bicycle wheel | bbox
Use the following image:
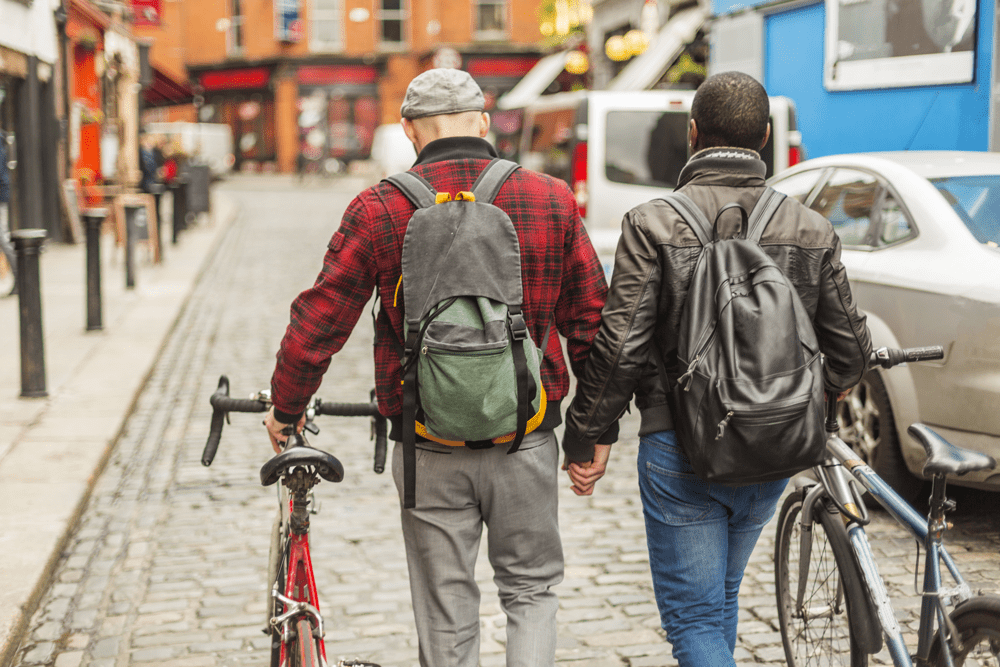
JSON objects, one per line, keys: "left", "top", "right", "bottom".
{"left": 293, "top": 618, "right": 322, "bottom": 667}
{"left": 929, "top": 595, "right": 1000, "bottom": 665}
{"left": 268, "top": 511, "right": 288, "bottom": 667}
{"left": 775, "top": 487, "right": 870, "bottom": 667}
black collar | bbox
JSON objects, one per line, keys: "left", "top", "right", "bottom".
{"left": 414, "top": 136, "right": 498, "bottom": 165}
{"left": 677, "top": 147, "right": 767, "bottom": 188}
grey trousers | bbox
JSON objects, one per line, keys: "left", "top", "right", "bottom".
{"left": 392, "top": 429, "right": 563, "bottom": 667}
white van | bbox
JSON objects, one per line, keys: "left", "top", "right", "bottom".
{"left": 516, "top": 90, "right": 803, "bottom": 273}
{"left": 145, "top": 122, "right": 235, "bottom": 178}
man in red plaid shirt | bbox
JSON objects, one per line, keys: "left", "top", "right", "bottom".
{"left": 264, "top": 69, "right": 612, "bottom": 666}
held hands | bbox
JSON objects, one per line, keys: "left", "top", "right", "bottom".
{"left": 563, "top": 444, "right": 612, "bottom": 496}
{"left": 263, "top": 407, "right": 306, "bottom": 454}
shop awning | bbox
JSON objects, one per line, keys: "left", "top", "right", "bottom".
{"left": 496, "top": 51, "right": 569, "bottom": 110}
{"left": 607, "top": 5, "right": 709, "bottom": 92}
{"left": 143, "top": 65, "right": 194, "bottom": 107}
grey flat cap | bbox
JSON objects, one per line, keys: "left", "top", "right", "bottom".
{"left": 400, "top": 68, "right": 485, "bottom": 120}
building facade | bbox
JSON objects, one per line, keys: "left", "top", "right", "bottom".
{"left": 0, "top": 0, "right": 64, "bottom": 239}
{"left": 138, "top": 0, "right": 549, "bottom": 173}
{"left": 709, "top": 0, "right": 998, "bottom": 157}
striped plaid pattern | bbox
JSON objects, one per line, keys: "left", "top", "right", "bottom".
{"left": 270, "top": 144, "right": 608, "bottom": 421}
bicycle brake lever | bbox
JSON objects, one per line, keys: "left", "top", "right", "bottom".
{"left": 304, "top": 422, "right": 320, "bottom": 436}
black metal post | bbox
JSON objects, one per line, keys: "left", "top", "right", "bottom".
{"left": 82, "top": 208, "right": 106, "bottom": 330}
{"left": 124, "top": 204, "right": 136, "bottom": 289}
{"left": 13, "top": 229, "right": 47, "bottom": 397}
{"left": 171, "top": 176, "right": 188, "bottom": 244}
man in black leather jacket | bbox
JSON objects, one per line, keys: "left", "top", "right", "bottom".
{"left": 561, "top": 72, "right": 872, "bottom": 666}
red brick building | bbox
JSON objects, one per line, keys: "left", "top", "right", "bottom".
{"left": 136, "top": 0, "right": 549, "bottom": 173}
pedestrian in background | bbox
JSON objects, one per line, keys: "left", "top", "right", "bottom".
{"left": 264, "top": 68, "right": 612, "bottom": 667}
{"left": 562, "top": 72, "right": 872, "bottom": 667}
{"left": 139, "top": 131, "right": 164, "bottom": 233}
{"left": 0, "top": 129, "right": 15, "bottom": 296}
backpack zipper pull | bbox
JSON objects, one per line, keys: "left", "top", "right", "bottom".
{"left": 677, "top": 355, "right": 700, "bottom": 391}
{"left": 715, "top": 411, "right": 735, "bottom": 440}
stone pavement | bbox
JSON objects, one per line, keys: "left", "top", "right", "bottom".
{"left": 0, "top": 187, "right": 239, "bottom": 666}
{"left": 4, "top": 175, "right": 1000, "bottom": 667}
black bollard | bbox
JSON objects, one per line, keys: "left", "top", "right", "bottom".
{"left": 82, "top": 208, "right": 107, "bottom": 331}
{"left": 124, "top": 204, "right": 137, "bottom": 290}
{"left": 12, "top": 229, "right": 47, "bottom": 398}
{"left": 171, "top": 176, "right": 189, "bottom": 245}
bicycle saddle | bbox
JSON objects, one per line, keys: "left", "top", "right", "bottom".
{"left": 260, "top": 445, "right": 345, "bottom": 487}
{"left": 908, "top": 424, "right": 997, "bottom": 477}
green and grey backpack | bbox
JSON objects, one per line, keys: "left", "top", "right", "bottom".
{"left": 386, "top": 158, "right": 550, "bottom": 509}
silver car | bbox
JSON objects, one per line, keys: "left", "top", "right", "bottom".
{"left": 769, "top": 151, "right": 1000, "bottom": 499}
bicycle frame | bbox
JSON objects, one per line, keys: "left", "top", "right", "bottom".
{"left": 271, "top": 465, "right": 328, "bottom": 667}
{"left": 810, "top": 435, "right": 974, "bottom": 667}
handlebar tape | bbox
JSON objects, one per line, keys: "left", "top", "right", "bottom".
{"left": 373, "top": 414, "right": 388, "bottom": 474}
{"left": 314, "top": 401, "right": 381, "bottom": 417}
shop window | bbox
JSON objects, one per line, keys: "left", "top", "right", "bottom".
{"left": 378, "top": 0, "right": 407, "bottom": 46}
{"left": 311, "top": 0, "right": 342, "bottom": 51}
{"left": 475, "top": 0, "right": 506, "bottom": 39}
{"left": 229, "top": 0, "right": 245, "bottom": 55}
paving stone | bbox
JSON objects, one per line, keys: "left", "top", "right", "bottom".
{"left": 53, "top": 651, "right": 84, "bottom": 667}
{"left": 90, "top": 636, "right": 119, "bottom": 659}
{"left": 131, "top": 645, "right": 185, "bottom": 662}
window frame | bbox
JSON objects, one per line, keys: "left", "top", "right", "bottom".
{"left": 473, "top": 0, "right": 508, "bottom": 41}
{"left": 310, "top": 0, "right": 343, "bottom": 52}
{"left": 377, "top": 0, "right": 409, "bottom": 49}
{"left": 228, "top": 0, "right": 245, "bottom": 56}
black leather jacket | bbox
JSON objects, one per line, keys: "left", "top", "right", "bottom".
{"left": 563, "top": 147, "right": 872, "bottom": 463}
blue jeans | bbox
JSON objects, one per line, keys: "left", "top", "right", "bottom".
{"left": 637, "top": 430, "right": 787, "bottom": 667}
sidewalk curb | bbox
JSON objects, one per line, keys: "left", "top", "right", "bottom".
{"left": 0, "top": 195, "right": 242, "bottom": 667}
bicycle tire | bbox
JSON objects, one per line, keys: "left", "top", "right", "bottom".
{"left": 929, "top": 594, "right": 1000, "bottom": 665}
{"left": 268, "top": 512, "right": 288, "bottom": 667}
{"left": 293, "top": 618, "right": 322, "bottom": 667}
{"left": 775, "top": 487, "right": 870, "bottom": 667}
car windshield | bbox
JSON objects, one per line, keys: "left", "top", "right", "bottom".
{"left": 929, "top": 176, "right": 1000, "bottom": 247}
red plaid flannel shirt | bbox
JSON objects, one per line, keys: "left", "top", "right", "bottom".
{"left": 270, "top": 137, "right": 608, "bottom": 423}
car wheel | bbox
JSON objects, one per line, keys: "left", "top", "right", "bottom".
{"left": 837, "top": 371, "right": 926, "bottom": 505}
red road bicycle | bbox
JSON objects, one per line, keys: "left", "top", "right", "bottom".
{"left": 202, "top": 375, "right": 387, "bottom": 667}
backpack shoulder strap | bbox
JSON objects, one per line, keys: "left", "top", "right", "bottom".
{"left": 746, "top": 187, "right": 788, "bottom": 243}
{"left": 385, "top": 171, "right": 437, "bottom": 209}
{"left": 471, "top": 158, "right": 521, "bottom": 205}
{"left": 661, "top": 191, "right": 714, "bottom": 246}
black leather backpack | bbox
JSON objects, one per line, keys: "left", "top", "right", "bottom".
{"left": 661, "top": 187, "right": 826, "bottom": 484}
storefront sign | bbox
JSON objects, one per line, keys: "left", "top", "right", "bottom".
{"left": 131, "top": 0, "right": 162, "bottom": 27}
{"left": 275, "top": 0, "right": 303, "bottom": 43}
{"left": 297, "top": 65, "right": 378, "bottom": 86}
{"left": 200, "top": 67, "right": 270, "bottom": 91}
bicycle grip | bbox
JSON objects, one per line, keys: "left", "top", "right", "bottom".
{"left": 315, "top": 401, "right": 380, "bottom": 417}
{"left": 902, "top": 345, "right": 945, "bottom": 363}
{"left": 373, "top": 414, "right": 387, "bottom": 474}
{"left": 871, "top": 345, "right": 945, "bottom": 368}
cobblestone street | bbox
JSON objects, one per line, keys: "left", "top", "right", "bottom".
{"left": 9, "top": 175, "right": 1000, "bottom": 667}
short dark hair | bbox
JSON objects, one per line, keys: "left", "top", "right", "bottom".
{"left": 690, "top": 72, "right": 769, "bottom": 151}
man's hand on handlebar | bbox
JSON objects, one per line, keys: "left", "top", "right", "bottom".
{"left": 264, "top": 407, "right": 306, "bottom": 454}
